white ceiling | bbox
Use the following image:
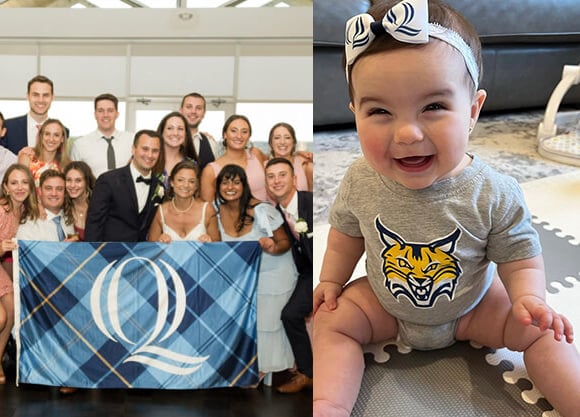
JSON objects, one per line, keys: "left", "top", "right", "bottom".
{"left": 0, "top": 0, "right": 312, "bottom": 8}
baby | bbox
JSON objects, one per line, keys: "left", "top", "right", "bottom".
{"left": 312, "top": 0, "right": 580, "bottom": 416}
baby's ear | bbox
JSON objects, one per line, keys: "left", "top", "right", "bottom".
{"left": 349, "top": 102, "right": 355, "bottom": 114}
{"left": 470, "top": 89, "right": 487, "bottom": 124}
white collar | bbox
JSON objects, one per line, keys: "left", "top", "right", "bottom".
{"left": 129, "top": 163, "right": 151, "bottom": 182}
{"left": 27, "top": 113, "right": 47, "bottom": 128}
{"left": 282, "top": 191, "right": 298, "bottom": 219}
{"left": 45, "top": 210, "right": 64, "bottom": 220}
{"left": 98, "top": 129, "right": 117, "bottom": 139}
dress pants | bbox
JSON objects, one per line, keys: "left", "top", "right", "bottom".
{"left": 280, "top": 273, "right": 312, "bottom": 377}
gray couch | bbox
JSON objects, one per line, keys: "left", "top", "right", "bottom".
{"left": 314, "top": 0, "right": 580, "bottom": 127}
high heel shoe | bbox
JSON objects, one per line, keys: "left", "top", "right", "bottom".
{"left": 242, "top": 372, "right": 265, "bottom": 389}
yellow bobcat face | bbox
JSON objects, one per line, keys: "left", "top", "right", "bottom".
{"left": 375, "top": 216, "right": 462, "bottom": 308}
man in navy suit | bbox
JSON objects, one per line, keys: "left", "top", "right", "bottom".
{"left": 266, "top": 157, "right": 313, "bottom": 393}
{"left": 85, "top": 130, "right": 164, "bottom": 242}
{"left": 1, "top": 75, "right": 56, "bottom": 155}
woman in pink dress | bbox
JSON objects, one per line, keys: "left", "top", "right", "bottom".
{"left": 200, "top": 115, "right": 270, "bottom": 204}
{"left": 0, "top": 164, "right": 39, "bottom": 383}
{"left": 267, "top": 122, "right": 313, "bottom": 192}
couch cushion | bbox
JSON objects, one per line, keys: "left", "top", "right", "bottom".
{"left": 446, "top": 0, "right": 580, "bottom": 41}
{"left": 314, "top": 0, "right": 370, "bottom": 45}
{"left": 316, "top": 0, "right": 580, "bottom": 45}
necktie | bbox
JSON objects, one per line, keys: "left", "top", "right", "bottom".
{"left": 137, "top": 176, "right": 152, "bottom": 185}
{"left": 197, "top": 134, "right": 215, "bottom": 170}
{"left": 103, "top": 136, "right": 116, "bottom": 170}
{"left": 52, "top": 216, "right": 66, "bottom": 241}
{"left": 283, "top": 208, "right": 299, "bottom": 240}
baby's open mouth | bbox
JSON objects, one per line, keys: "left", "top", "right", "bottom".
{"left": 396, "top": 155, "right": 433, "bottom": 168}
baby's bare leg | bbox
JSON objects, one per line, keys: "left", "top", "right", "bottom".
{"left": 457, "top": 276, "right": 580, "bottom": 417}
{"left": 313, "top": 277, "right": 398, "bottom": 417}
{"left": 506, "top": 314, "right": 580, "bottom": 417}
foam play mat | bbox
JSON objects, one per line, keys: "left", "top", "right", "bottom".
{"left": 314, "top": 171, "right": 580, "bottom": 417}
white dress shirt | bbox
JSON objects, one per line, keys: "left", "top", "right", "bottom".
{"left": 130, "top": 163, "right": 151, "bottom": 213}
{"left": 70, "top": 129, "right": 133, "bottom": 178}
{"left": 192, "top": 131, "right": 220, "bottom": 158}
{"left": 281, "top": 191, "right": 299, "bottom": 224}
{"left": 0, "top": 146, "right": 17, "bottom": 180}
{"left": 16, "top": 210, "right": 75, "bottom": 241}
{"left": 27, "top": 114, "right": 47, "bottom": 148}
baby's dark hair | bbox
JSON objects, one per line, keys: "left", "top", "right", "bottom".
{"left": 344, "top": 0, "right": 482, "bottom": 99}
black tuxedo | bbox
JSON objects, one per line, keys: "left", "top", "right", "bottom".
{"left": 1, "top": 115, "right": 70, "bottom": 155}
{"left": 85, "top": 165, "right": 163, "bottom": 242}
{"left": 277, "top": 191, "right": 313, "bottom": 378}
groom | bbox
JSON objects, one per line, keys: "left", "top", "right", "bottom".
{"left": 85, "top": 129, "right": 164, "bottom": 242}
{"left": 265, "top": 157, "right": 313, "bottom": 393}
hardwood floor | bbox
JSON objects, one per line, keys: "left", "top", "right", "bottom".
{"left": 0, "top": 370, "right": 312, "bottom": 417}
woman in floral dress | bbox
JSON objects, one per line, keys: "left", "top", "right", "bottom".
{"left": 17, "top": 118, "right": 70, "bottom": 187}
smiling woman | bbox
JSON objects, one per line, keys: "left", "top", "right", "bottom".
{"left": 17, "top": 118, "right": 71, "bottom": 187}
{"left": 0, "top": 4, "right": 312, "bottom": 413}
{"left": 148, "top": 159, "right": 220, "bottom": 243}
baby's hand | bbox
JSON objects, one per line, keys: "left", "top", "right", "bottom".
{"left": 512, "top": 295, "right": 574, "bottom": 343}
{"left": 313, "top": 281, "right": 343, "bottom": 315}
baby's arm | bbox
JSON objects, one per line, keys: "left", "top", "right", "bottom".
{"left": 313, "top": 227, "right": 365, "bottom": 315}
{"left": 498, "top": 255, "right": 574, "bottom": 343}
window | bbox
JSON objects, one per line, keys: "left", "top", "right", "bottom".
{"left": 236, "top": 102, "right": 312, "bottom": 152}
{"left": 0, "top": 100, "right": 127, "bottom": 139}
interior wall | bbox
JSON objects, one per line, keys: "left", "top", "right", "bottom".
{"left": 0, "top": 7, "right": 313, "bottom": 103}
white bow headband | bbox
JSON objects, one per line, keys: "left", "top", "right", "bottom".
{"left": 344, "top": 0, "right": 479, "bottom": 88}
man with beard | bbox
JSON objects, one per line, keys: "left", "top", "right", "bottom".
{"left": 179, "top": 92, "right": 219, "bottom": 171}
{"left": 85, "top": 130, "right": 164, "bottom": 242}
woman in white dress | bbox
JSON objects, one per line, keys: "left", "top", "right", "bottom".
{"left": 148, "top": 160, "right": 220, "bottom": 242}
{"left": 215, "top": 164, "right": 298, "bottom": 378}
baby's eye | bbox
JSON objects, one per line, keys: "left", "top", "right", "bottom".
{"left": 424, "top": 103, "right": 445, "bottom": 112}
{"left": 368, "top": 108, "right": 390, "bottom": 116}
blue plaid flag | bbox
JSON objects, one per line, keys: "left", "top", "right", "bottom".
{"left": 14, "top": 240, "right": 261, "bottom": 389}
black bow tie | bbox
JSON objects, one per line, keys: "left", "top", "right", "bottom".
{"left": 136, "top": 176, "right": 152, "bottom": 185}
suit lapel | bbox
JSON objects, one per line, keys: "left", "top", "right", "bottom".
{"left": 276, "top": 204, "right": 296, "bottom": 244}
{"left": 120, "top": 166, "right": 139, "bottom": 213}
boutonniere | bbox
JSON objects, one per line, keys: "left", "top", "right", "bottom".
{"left": 294, "top": 218, "right": 309, "bottom": 236}
{"left": 152, "top": 181, "right": 165, "bottom": 204}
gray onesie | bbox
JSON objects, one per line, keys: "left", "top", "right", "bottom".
{"left": 329, "top": 155, "right": 541, "bottom": 350}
